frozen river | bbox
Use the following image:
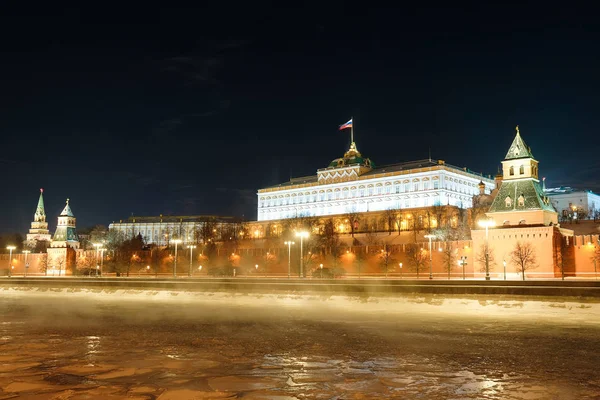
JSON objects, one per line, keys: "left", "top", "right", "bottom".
{"left": 1, "top": 288, "right": 599, "bottom": 399}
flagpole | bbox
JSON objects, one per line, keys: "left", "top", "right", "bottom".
{"left": 351, "top": 116, "right": 354, "bottom": 144}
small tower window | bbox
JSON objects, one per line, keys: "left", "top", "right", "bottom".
{"left": 509, "top": 166, "right": 514, "bottom": 176}
{"left": 518, "top": 194, "right": 525, "bottom": 207}
{"left": 505, "top": 196, "right": 512, "bottom": 208}
{"left": 519, "top": 165, "right": 524, "bottom": 175}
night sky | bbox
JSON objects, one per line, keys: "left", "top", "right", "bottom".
{"left": 1, "top": 4, "right": 599, "bottom": 234}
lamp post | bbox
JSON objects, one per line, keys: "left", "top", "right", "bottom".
{"left": 6, "top": 246, "right": 15, "bottom": 278}
{"left": 23, "top": 250, "right": 30, "bottom": 277}
{"left": 198, "top": 265, "right": 203, "bottom": 276}
{"left": 319, "top": 263, "right": 323, "bottom": 279}
{"left": 187, "top": 245, "right": 196, "bottom": 277}
{"left": 93, "top": 243, "right": 102, "bottom": 277}
{"left": 459, "top": 256, "right": 467, "bottom": 280}
{"left": 100, "top": 247, "right": 105, "bottom": 277}
{"left": 399, "top": 262, "right": 403, "bottom": 279}
{"left": 295, "top": 231, "right": 309, "bottom": 278}
{"left": 424, "top": 234, "right": 435, "bottom": 280}
{"left": 146, "top": 265, "right": 150, "bottom": 275}
{"left": 503, "top": 260, "right": 507, "bottom": 280}
{"left": 255, "top": 264, "right": 259, "bottom": 276}
{"left": 284, "top": 241, "right": 295, "bottom": 279}
{"left": 478, "top": 219, "right": 496, "bottom": 280}
{"left": 172, "top": 239, "right": 182, "bottom": 278}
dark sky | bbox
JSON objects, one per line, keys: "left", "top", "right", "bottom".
{"left": 1, "top": 4, "right": 599, "bottom": 234}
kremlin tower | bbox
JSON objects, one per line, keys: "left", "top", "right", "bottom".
{"left": 47, "top": 198, "right": 80, "bottom": 275}
{"left": 50, "top": 198, "right": 80, "bottom": 249}
{"left": 25, "top": 189, "right": 52, "bottom": 249}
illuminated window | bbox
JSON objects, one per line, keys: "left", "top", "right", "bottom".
{"left": 509, "top": 166, "right": 514, "bottom": 176}
{"left": 519, "top": 165, "right": 524, "bottom": 174}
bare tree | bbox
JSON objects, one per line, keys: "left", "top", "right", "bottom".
{"left": 76, "top": 252, "right": 96, "bottom": 275}
{"left": 319, "top": 219, "right": 341, "bottom": 264}
{"left": 378, "top": 244, "right": 394, "bottom": 277}
{"left": 56, "top": 258, "right": 65, "bottom": 276}
{"left": 382, "top": 208, "right": 397, "bottom": 235}
{"left": 38, "top": 254, "right": 49, "bottom": 275}
{"left": 554, "top": 236, "right": 574, "bottom": 281}
{"left": 441, "top": 242, "right": 455, "bottom": 280}
{"left": 394, "top": 210, "right": 403, "bottom": 235}
{"left": 476, "top": 244, "right": 497, "bottom": 274}
{"left": 89, "top": 225, "right": 108, "bottom": 245}
{"left": 344, "top": 211, "right": 361, "bottom": 238}
{"left": 364, "top": 225, "right": 380, "bottom": 248}
{"left": 431, "top": 203, "right": 445, "bottom": 230}
{"left": 354, "top": 247, "right": 366, "bottom": 278}
{"left": 406, "top": 243, "right": 427, "bottom": 279}
{"left": 510, "top": 241, "right": 538, "bottom": 280}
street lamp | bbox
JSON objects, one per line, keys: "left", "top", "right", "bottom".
{"left": 399, "top": 262, "right": 403, "bottom": 279}
{"left": 93, "top": 243, "right": 102, "bottom": 277}
{"left": 459, "top": 256, "right": 468, "bottom": 280}
{"left": 503, "top": 260, "right": 507, "bottom": 280}
{"left": 187, "top": 245, "right": 196, "bottom": 277}
{"left": 424, "top": 234, "right": 436, "bottom": 280}
{"left": 100, "top": 247, "right": 105, "bottom": 277}
{"left": 478, "top": 219, "right": 496, "bottom": 280}
{"left": 172, "top": 239, "right": 182, "bottom": 278}
{"left": 319, "top": 263, "right": 323, "bottom": 279}
{"left": 295, "top": 231, "right": 309, "bottom": 278}
{"left": 284, "top": 241, "right": 295, "bottom": 279}
{"left": 198, "top": 265, "right": 203, "bottom": 275}
{"left": 23, "top": 250, "right": 30, "bottom": 277}
{"left": 6, "top": 246, "right": 15, "bottom": 278}
{"left": 255, "top": 264, "right": 259, "bottom": 275}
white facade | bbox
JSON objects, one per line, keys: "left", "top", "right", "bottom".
{"left": 258, "top": 158, "right": 494, "bottom": 222}
{"left": 546, "top": 188, "right": 600, "bottom": 219}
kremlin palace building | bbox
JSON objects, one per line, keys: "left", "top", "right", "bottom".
{"left": 257, "top": 142, "right": 494, "bottom": 221}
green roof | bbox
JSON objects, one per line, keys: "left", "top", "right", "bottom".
{"left": 505, "top": 126, "right": 534, "bottom": 160}
{"left": 488, "top": 179, "right": 555, "bottom": 213}
{"left": 60, "top": 199, "right": 74, "bottom": 217}
{"left": 53, "top": 226, "right": 79, "bottom": 242}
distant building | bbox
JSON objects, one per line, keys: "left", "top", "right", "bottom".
{"left": 108, "top": 215, "right": 245, "bottom": 245}
{"left": 24, "top": 188, "right": 52, "bottom": 249}
{"left": 544, "top": 186, "right": 600, "bottom": 220}
{"left": 257, "top": 141, "right": 494, "bottom": 221}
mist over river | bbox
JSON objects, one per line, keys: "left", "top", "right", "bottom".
{"left": 1, "top": 287, "right": 599, "bottom": 399}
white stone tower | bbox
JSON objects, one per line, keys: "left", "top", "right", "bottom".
{"left": 25, "top": 188, "right": 52, "bottom": 248}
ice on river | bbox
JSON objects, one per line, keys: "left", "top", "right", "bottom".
{"left": 0, "top": 287, "right": 599, "bottom": 399}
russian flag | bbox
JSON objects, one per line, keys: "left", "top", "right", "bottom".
{"left": 339, "top": 119, "right": 352, "bottom": 130}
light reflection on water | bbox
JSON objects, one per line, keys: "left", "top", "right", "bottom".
{"left": 0, "top": 295, "right": 598, "bottom": 399}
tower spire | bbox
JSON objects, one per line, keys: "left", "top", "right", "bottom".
{"left": 26, "top": 188, "right": 51, "bottom": 247}
{"left": 35, "top": 188, "right": 46, "bottom": 222}
{"left": 505, "top": 125, "right": 533, "bottom": 160}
